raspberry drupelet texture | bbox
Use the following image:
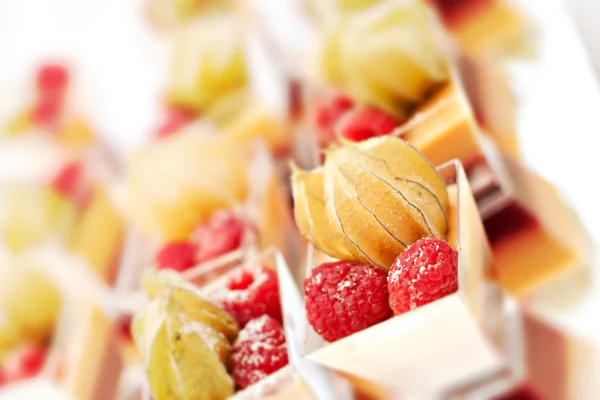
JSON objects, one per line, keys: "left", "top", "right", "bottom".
{"left": 230, "top": 315, "right": 289, "bottom": 389}
{"left": 388, "top": 237, "right": 458, "bottom": 315}
{"left": 212, "top": 264, "right": 282, "bottom": 328}
{"left": 192, "top": 210, "right": 247, "bottom": 264}
{"left": 304, "top": 260, "right": 391, "bottom": 342}
{"left": 155, "top": 241, "right": 198, "bottom": 272}
{"left": 338, "top": 106, "right": 400, "bottom": 142}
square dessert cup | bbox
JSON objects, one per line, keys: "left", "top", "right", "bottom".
{"left": 457, "top": 53, "right": 521, "bottom": 158}
{"left": 479, "top": 137, "right": 593, "bottom": 306}
{"left": 292, "top": 47, "right": 592, "bottom": 306}
{"left": 497, "top": 309, "right": 600, "bottom": 399}
{"left": 298, "top": 161, "right": 524, "bottom": 399}
{"left": 0, "top": 247, "right": 124, "bottom": 400}
{"left": 0, "top": 137, "right": 126, "bottom": 286}
{"left": 125, "top": 247, "right": 353, "bottom": 400}
{"left": 427, "top": 0, "right": 528, "bottom": 57}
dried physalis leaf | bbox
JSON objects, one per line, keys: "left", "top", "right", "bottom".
{"left": 133, "top": 287, "right": 239, "bottom": 400}
{"left": 292, "top": 136, "right": 449, "bottom": 269}
{"left": 145, "top": 313, "right": 234, "bottom": 400}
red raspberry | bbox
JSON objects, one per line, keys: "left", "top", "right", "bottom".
{"left": 2, "top": 345, "right": 47, "bottom": 384}
{"left": 304, "top": 261, "right": 391, "bottom": 342}
{"left": 338, "top": 107, "right": 400, "bottom": 142}
{"left": 212, "top": 264, "right": 281, "bottom": 328}
{"left": 155, "top": 241, "right": 198, "bottom": 272}
{"left": 117, "top": 315, "right": 133, "bottom": 342}
{"left": 192, "top": 210, "right": 247, "bottom": 264}
{"left": 50, "top": 160, "right": 84, "bottom": 199}
{"left": 230, "top": 315, "right": 289, "bottom": 389}
{"left": 155, "top": 107, "right": 196, "bottom": 138}
{"left": 314, "top": 94, "right": 354, "bottom": 145}
{"left": 388, "top": 237, "right": 459, "bottom": 315}
{"left": 31, "top": 95, "right": 63, "bottom": 129}
{"left": 36, "top": 63, "right": 70, "bottom": 95}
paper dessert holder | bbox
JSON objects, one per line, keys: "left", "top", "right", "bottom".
{"left": 289, "top": 161, "right": 525, "bottom": 399}
{"left": 0, "top": 245, "right": 124, "bottom": 400}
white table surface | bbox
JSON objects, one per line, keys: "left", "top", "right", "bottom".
{"left": 0, "top": 0, "right": 599, "bottom": 397}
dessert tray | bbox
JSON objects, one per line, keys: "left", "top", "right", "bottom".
{"left": 0, "top": 0, "right": 598, "bottom": 399}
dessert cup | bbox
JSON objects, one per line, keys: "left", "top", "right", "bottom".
{"left": 479, "top": 137, "right": 593, "bottom": 304}
{"left": 297, "top": 161, "right": 524, "bottom": 399}
{"left": 499, "top": 310, "right": 600, "bottom": 399}
{"left": 458, "top": 54, "right": 521, "bottom": 158}
{"left": 120, "top": 135, "right": 304, "bottom": 282}
{"left": 427, "top": 0, "right": 528, "bottom": 57}
{"left": 0, "top": 246, "right": 123, "bottom": 400}
{"left": 0, "top": 136, "right": 126, "bottom": 286}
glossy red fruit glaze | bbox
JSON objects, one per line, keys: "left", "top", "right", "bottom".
{"left": 304, "top": 261, "right": 391, "bottom": 342}
{"left": 50, "top": 160, "right": 84, "bottom": 199}
{"left": 338, "top": 107, "right": 400, "bottom": 142}
{"left": 388, "top": 237, "right": 459, "bottom": 315}
{"left": 230, "top": 315, "right": 289, "bottom": 389}
{"left": 155, "top": 241, "right": 198, "bottom": 272}
{"left": 314, "top": 94, "right": 354, "bottom": 144}
{"left": 192, "top": 210, "right": 247, "bottom": 264}
{"left": 2, "top": 345, "right": 47, "bottom": 384}
{"left": 212, "top": 265, "right": 281, "bottom": 328}
{"left": 155, "top": 107, "right": 196, "bottom": 138}
{"left": 36, "top": 64, "right": 70, "bottom": 95}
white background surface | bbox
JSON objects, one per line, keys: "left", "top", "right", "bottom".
{"left": 0, "top": 0, "right": 599, "bottom": 397}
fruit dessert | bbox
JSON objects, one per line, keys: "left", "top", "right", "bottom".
{"left": 154, "top": 13, "right": 292, "bottom": 158}
{"left": 0, "top": 250, "right": 123, "bottom": 399}
{"left": 1, "top": 63, "right": 96, "bottom": 148}
{"left": 288, "top": 0, "right": 592, "bottom": 303}
{"left": 0, "top": 149, "right": 126, "bottom": 285}
{"left": 123, "top": 131, "right": 299, "bottom": 278}
{"left": 290, "top": 136, "right": 520, "bottom": 397}
{"left": 130, "top": 250, "right": 315, "bottom": 400}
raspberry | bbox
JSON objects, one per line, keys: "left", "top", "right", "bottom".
{"left": 36, "top": 63, "right": 70, "bottom": 95}
{"left": 212, "top": 264, "right": 281, "bottom": 328}
{"left": 50, "top": 160, "right": 84, "bottom": 199}
{"left": 192, "top": 210, "right": 247, "bottom": 264}
{"left": 156, "top": 107, "right": 195, "bottom": 138}
{"left": 117, "top": 315, "right": 133, "bottom": 342}
{"left": 155, "top": 241, "right": 198, "bottom": 272}
{"left": 314, "top": 94, "right": 354, "bottom": 145}
{"left": 230, "top": 315, "right": 289, "bottom": 389}
{"left": 31, "top": 95, "right": 63, "bottom": 129}
{"left": 304, "top": 261, "right": 391, "bottom": 342}
{"left": 2, "top": 345, "right": 47, "bottom": 384}
{"left": 338, "top": 107, "right": 400, "bottom": 142}
{"left": 388, "top": 237, "right": 459, "bottom": 315}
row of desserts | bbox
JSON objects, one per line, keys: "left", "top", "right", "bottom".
{"left": 0, "top": 64, "right": 128, "bottom": 399}
{"left": 0, "top": 0, "right": 594, "bottom": 398}
{"left": 119, "top": 1, "right": 596, "bottom": 400}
